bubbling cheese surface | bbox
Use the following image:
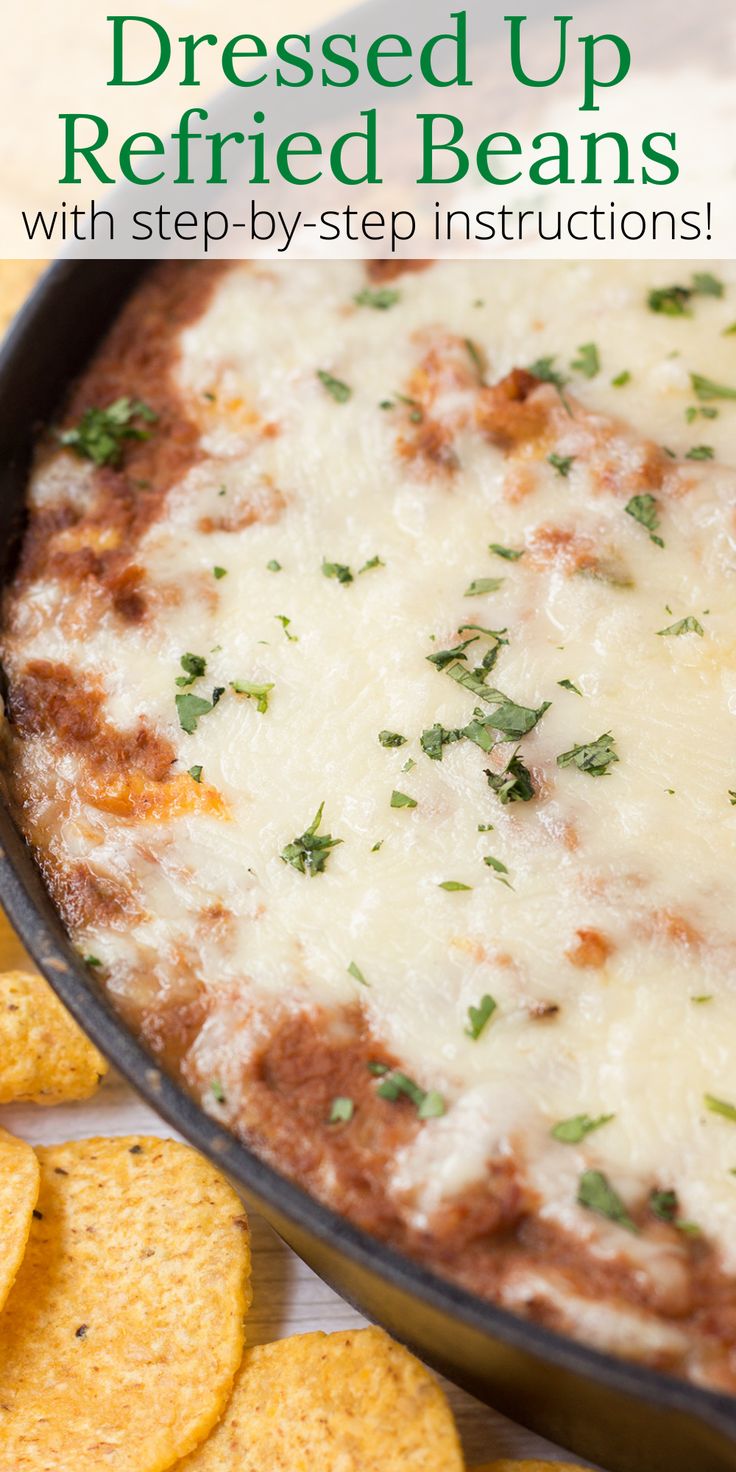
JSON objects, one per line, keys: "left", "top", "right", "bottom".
{"left": 4, "top": 260, "right": 736, "bottom": 1382}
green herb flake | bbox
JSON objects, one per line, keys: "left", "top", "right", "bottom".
{"left": 347, "top": 961, "right": 368, "bottom": 987}
{"left": 210, "top": 1079, "right": 226, "bottom": 1104}
{"left": 527, "top": 356, "right": 568, "bottom": 390}
{"left": 354, "top": 287, "right": 400, "bottom": 310}
{"left": 187, "top": 765, "right": 203, "bottom": 783}
{"left": 612, "top": 370, "right": 632, "bottom": 388}
{"left": 464, "top": 577, "right": 505, "bottom": 597}
{"left": 59, "top": 397, "right": 157, "bottom": 467}
{"left": 473, "top": 691, "right": 551, "bottom": 739}
{"left": 266, "top": 559, "right": 282, "bottom": 572}
{"left": 281, "top": 801, "right": 343, "bottom": 877}
{"left": 175, "top": 692, "right": 217, "bottom": 735}
{"left": 175, "top": 652, "right": 207, "bottom": 688}
{"left": 648, "top": 284, "right": 692, "bottom": 317}
{"left": 692, "top": 272, "right": 724, "bottom": 298}
{"left": 692, "top": 994, "right": 713, "bottom": 1004}
{"left": 391, "top": 790, "right": 417, "bottom": 809}
{"left": 317, "top": 369, "right": 351, "bottom": 403}
{"left": 329, "top": 1096, "right": 355, "bottom": 1124}
{"left": 705, "top": 1093, "right": 736, "bottom": 1123}
{"left": 465, "top": 994, "right": 496, "bottom": 1040}
{"left": 548, "top": 453, "right": 575, "bottom": 477}
{"left": 729, "top": 791, "right": 736, "bottom": 807}
{"left": 376, "top": 1070, "right": 445, "bottom": 1120}
{"left": 552, "top": 1113, "right": 614, "bottom": 1145}
{"left": 489, "top": 543, "right": 524, "bottom": 561}
{"left": 685, "top": 445, "right": 714, "bottom": 461}
{"left": 571, "top": 342, "right": 600, "bottom": 379}
{"left": 649, "top": 1188, "right": 678, "bottom": 1222}
{"left": 371, "top": 839, "right": 384, "bottom": 852}
{"left": 83, "top": 954, "right": 102, "bottom": 968}
{"left": 558, "top": 678, "right": 582, "bottom": 696}
{"left": 485, "top": 750, "right": 535, "bottom": 805}
{"left": 477, "top": 822, "right": 495, "bottom": 833}
{"left": 557, "top": 731, "right": 618, "bottom": 778}
{"left": 275, "top": 614, "right": 298, "bottom": 642}
{"left": 657, "top": 616, "right": 704, "bottom": 638}
{"left": 378, "top": 731, "right": 407, "bottom": 748}
{"left": 230, "top": 679, "right": 274, "bottom": 714}
{"left": 625, "top": 493, "right": 664, "bottom": 548}
{"left": 367, "top": 1062, "right": 389, "bottom": 1076}
{"left": 691, "top": 372, "right": 736, "bottom": 403}
{"left": 465, "top": 338, "right": 485, "bottom": 379}
{"left": 483, "top": 855, "right": 513, "bottom": 888}
{"left": 427, "top": 635, "right": 480, "bottom": 671}
{"left": 359, "top": 555, "right": 385, "bottom": 573}
{"left": 322, "top": 559, "right": 354, "bottom": 585}
{"left": 439, "top": 881, "right": 472, "bottom": 892}
{"left": 213, "top": 566, "right": 227, "bottom": 580}
{"left": 577, "top": 1169, "right": 637, "bottom": 1232}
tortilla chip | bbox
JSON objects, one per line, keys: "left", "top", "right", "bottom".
{"left": 0, "top": 969, "right": 108, "bottom": 1104}
{"left": 177, "top": 1326, "right": 464, "bottom": 1471}
{"left": 0, "top": 1127, "right": 40, "bottom": 1313}
{"left": 471, "top": 1462, "right": 584, "bottom": 1470}
{"left": 0, "top": 1136, "right": 251, "bottom": 1472}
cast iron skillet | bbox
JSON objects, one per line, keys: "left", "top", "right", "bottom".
{"left": 1, "top": 261, "right": 735, "bottom": 1472}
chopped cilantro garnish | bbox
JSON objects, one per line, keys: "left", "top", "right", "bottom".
{"left": 692, "top": 271, "right": 724, "bottom": 298}
{"left": 528, "top": 356, "right": 568, "bottom": 390}
{"left": 465, "top": 994, "right": 496, "bottom": 1040}
{"left": 475, "top": 690, "right": 551, "bottom": 739}
{"left": 378, "top": 731, "right": 407, "bottom": 748}
{"left": 176, "top": 692, "right": 218, "bottom": 735}
{"left": 317, "top": 369, "right": 351, "bottom": 403}
{"left": 729, "top": 792, "right": 736, "bottom": 807}
{"left": 648, "top": 284, "right": 692, "bottom": 316}
{"left": 59, "top": 397, "right": 157, "bottom": 467}
{"left": 359, "top": 555, "right": 384, "bottom": 573}
{"left": 281, "top": 802, "right": 343, "bottom": 877}
{"left": 213, "top": 566, "right": 227, "bottom": 580}
{"left": 367, "top": 1062, "right": 389, "bottom": 1076}
{"left": 571, "top": 342, "right": 600, "bottom": 379}
{"left": 625, "top": 493, "right": 664, "bottom": 547}
{"left": 558, "top": 678, "right": 582, "bottom": 696}
{"left": 420, "top": 724, "right": 461, "bottom": 762}
{"left": 401, "top": 757, "right": 416, "bottom": 773}
{"left": 649, "top": 1188, "right": 678, "bottom": 1222}
{"left": 691, "top": 372, "right": 736, "bottom": 402}
{"left": 657, "top": 616, "right": 704, "bottom": 638}
{"left": 485, "top": 750, "right": 535, "bottom": 804}
{"left": 322, "top": 559, "right": 354, "bottom": 585}
{"left": 464, "top": 577, "right": 505, "bottom": 597}
{"left": 354, "top": 287, "right": 400, "bottom": 310}
{"left": 686, "top": 405, "right": 719, "bottom": 423}
{"left": 557, "top": 732, "right": 618, "bottom": 777}
{"left": 426, "top": 635, "right": 481, "bottom": 671}
{"left": 371, "top": 839, "right": 384, "bottom": 852}
{"left": 548, "top": 453, "right": 575, "bottom": 477}
{"left": 705, "top": 1094, "right": 736, "bottom": 1123}
{"left": 329, "top": 1096, "right": 355, "bottom": 1123}
{"left": 685, "top": 445, "right": 714, "bottom": 461}
{"left": 477, "top": 822, "right": 495, "bottom": 832}
{"left": 376, "top": 1070, "right": 445, "bottom": 1120}
{"left": 552, "top": 1113, "right": 614, "bottom": 1144}
{"left": 83, "top": 954, "right": 102, "bottom": 967}
{"left": 489, "top": 543, "right": 524, "bottom": 561}
{"left": 483, "top": 855, "right": 512, "bottom": 888}
{"left": 275, "top": 614, "right": 298, "bottom": 642}
{"left": 176, "top": 652, "right": 206, "bottom": 688}
{"left": 187, "top": 765, "right": 203, "bottom": 783}
{"left": 347, "top": 961, "right": 368, "bottom": 986}
{"left": 230, "top": 679, "right": 274, "bottom": 713}
{"left": 266, "top": 559, "right": 282, "bottom": 572}
{"left": 439, "top": 880, "right": 472, "bottom": 891}
{"left": 692, "top": 995, "right": 713, "bottom": 1004}
{"left": 612, "top": 370, "right": 631, "bottom": 388}
{"left": 577, "top": 1169, "right": 637, "bottom": 1232}
{"left": 210, "top": 1079, "right": 226, "bottom": 1104}
{"left": 390, "top": 790, "right": 417, "bottom": 809}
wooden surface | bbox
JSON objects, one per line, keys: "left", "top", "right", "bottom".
{"left": 0, "top": 914, "right": 599, "bottom": 1469}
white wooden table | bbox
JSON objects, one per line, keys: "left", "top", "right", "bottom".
{"left": 0, "top": 914, "right": 601, "bottom": 1469}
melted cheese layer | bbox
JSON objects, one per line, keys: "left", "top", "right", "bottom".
{"left": 5, "top": 261, "right": 736, "bottom": 1366}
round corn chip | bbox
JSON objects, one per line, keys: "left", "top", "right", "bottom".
{"left": 0, "top": 1136, "right": 251, "bottom": 1472}
{"left": 0, "top": 969, "right": 108, "bottom": 1104}
{"left": 0, "top": 1128, "right": 39, "bottom": 1313}
{"left": 472, "top": 1463, "right": 584, "bottom": 1470}
{"left": 176, "top": 1326, "right": 464, "bottom": 1472}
